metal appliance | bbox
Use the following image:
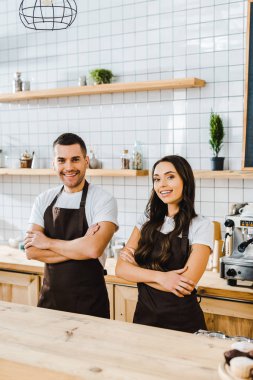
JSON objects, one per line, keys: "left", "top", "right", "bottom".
{"left": 220, "top": 203, "right": 253, "bottom": 286}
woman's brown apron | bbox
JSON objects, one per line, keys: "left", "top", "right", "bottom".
{"left": 133, "top": 227, "right": 207, "bottom": 333}
{"left": 38, "top": 181, "right": 110, "bottom": 318}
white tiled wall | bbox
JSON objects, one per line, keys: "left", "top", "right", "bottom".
{"left": 0, "top": 0, "right": 250, "bottom": 242}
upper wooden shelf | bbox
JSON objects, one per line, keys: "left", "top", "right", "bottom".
{"left": 0, "top": 78, "right": 206, "bottom": 102}
{"left": 0, "top": 168, "right": 149, "bottom": 177}
{"left": 0, "top": 169, "right": 253, "bottom": 179}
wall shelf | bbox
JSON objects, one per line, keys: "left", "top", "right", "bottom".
{"left": 0, "top": 169, "right": 253, "bottom": 179}
{"left": 0, "top": 168, "right": 149, "bottom": 177}
{"left": 194, "top": 170, "right": 253, "bottom": 179}
{"left": 0, "top": 78, "right": 206, "bottom": 102}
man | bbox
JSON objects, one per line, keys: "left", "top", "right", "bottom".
{"left": 24, "top": 133, "right": 118, "bottom": 318}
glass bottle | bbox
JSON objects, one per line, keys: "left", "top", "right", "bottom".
{"left": 13, "top": 72, "right": 22, "bottom": 93}
{"left": 131, "top": 141, "right": 143, "bottom": 170}
{"left": 121, "top": 149, "right": 130, "bottom": 169}
{"left": 89, "top": 149, "right": 99, "bottom": 169}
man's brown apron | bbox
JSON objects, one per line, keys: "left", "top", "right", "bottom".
{"left": 38, "top": 181, "right": 110, "bottom": 318}
{"left": 133, "top": 227, "right": 207, "bottom": 333}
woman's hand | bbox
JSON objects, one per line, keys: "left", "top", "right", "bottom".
{"left": 119, "top": 247, "right": 137, "bottom": 265}
{"left": 84, "top": 223, "right": 100, "bottom": 237}
{"left": 155, "top": 267, "right": 195, "bottom": 297}
{"left": 24, "top": 230, "right": 50, "bottom": 250}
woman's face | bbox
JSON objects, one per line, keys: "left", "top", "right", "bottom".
{"left": 153, "top": 161, "right": 184, "bottom": 209}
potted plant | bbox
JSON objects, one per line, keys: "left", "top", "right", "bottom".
{"left": 209, "top": 111, "right": 225, "bottom": 170}
{"left": 89, "top": 68, "right": 113, "bottom": 85}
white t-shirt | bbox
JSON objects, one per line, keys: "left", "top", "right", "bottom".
{"left": 29, "top": 183, "right": 118, "bottom": 266}
{"left": 136, "top": 214, "right": 213, "bottom": 250}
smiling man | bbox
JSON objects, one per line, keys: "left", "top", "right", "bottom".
{"left": 24, "top": 133, "right": 118, "bottom": 318}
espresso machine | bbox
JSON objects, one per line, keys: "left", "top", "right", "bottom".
{"left": 220, "top": 203, "right": 253, "bottom": 286}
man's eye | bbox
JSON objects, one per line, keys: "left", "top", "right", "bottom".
{"left": 57, "top": 159, "right": 64, "bottom": 163}
{"left": 72, "top": 158, "right": 80, "bottom": 162}
{"left": 153, "top": 178, "right": 159, "bottom": 182}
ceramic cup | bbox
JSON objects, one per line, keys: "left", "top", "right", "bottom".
{"left": 239, "top": 204, "right": 253, "bottom": 217}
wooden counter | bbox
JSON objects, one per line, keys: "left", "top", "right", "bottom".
{"left": 0, "top": 245, "right": 252, "bottom": 337}
{"left": 0, "top": 245, "right": 44, "bottom": 274}
{"left": 0, "top": 246, "right": 252, "bottom": 301}
{"left": 105, "top": 257, "right": 253, "bottom": 302}
{"left": 105, "top": 271, "right": 253, "bottom": 301}
{"left": 0, "top": 300, "right": 230, "bottom": 380}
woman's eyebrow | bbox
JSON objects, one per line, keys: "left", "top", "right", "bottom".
{"left": 153, "top": 171, "right": 175, "bottom": 176}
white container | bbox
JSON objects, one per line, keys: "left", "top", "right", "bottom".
{"left": 0, "top": 149, "right": 3, "bottom": 167}
{"left": 31, "top": 152, "right": 39, "bottom": 169}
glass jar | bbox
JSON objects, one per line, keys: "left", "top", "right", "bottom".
{"left": 0, "top": 149, "right": 3, "bottom": 167}
{"left": 89, "top": 149, "right": 99, "bottom": 169}
{"left": 78, "top": 75, "right": 87, "bottom": 86}
{"left": 13, "top": 72, "right": 22, "bottom": 93}
{"left": 22, "top": 80, "right": 30, "bottom": 91}
{"left": 121, "top": 149, "right": 130, "bottom": 169}
{"left": 131, "top": 141, "right": 143, "bottom": 170}
{"left": 20, "top": 150, "right": 33, "bottom": 168}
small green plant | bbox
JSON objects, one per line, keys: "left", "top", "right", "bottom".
{"left": 89, "top": 68, "right": 113, "bottom": 84}
{"left": 209, "top": 111, "right": 225, "bottom": 157}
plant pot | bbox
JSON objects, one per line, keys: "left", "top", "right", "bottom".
{"left": 210, "top": 157, "right": 225, "bottom": 171}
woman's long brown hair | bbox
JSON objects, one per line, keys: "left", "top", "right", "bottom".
{"left": 134, "top": 155, "right": 197, "bottom": 271}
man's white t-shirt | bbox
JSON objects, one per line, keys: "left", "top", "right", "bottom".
{"left": 136, "top": 214, "right": 213, "bottom": 250}
{"left": 29, "top": 183, "right": 118, "bottom": 266}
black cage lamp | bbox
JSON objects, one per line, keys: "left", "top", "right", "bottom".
{"left": 19, "top": 0, "right": 77, "bottom": 31}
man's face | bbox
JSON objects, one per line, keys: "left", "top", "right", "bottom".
{"left": 53, "top": 144, "right": 89, "bottom": 192}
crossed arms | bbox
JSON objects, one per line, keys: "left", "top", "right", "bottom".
{"left": 25, "top": 222, "right": 116, "bottom": 264}
{"left": 115, "top": 227, "right": 211, "bottom": 298}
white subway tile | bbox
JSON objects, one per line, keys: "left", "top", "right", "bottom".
{"left": 0, "top": 0, "right": 250, "bottom": 241}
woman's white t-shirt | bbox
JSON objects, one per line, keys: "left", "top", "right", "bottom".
{"left": 136, "top": 214, "right": 213, "bottom": 250}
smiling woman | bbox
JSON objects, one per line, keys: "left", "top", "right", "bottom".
{"left": 116, "top": 155, "right": 213, "bottom": 333}
{"left": 153, "top": 161, "right": 184, "bottom": 214}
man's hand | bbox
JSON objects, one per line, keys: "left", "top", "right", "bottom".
{"left": 24, "top": 230, "right": 51, "bottom": 250}
{"left": 155, "top": 267, "right": 195, "bottom": 298}
{"left": 119, "top": 247, "right": 137, "bottom": 265}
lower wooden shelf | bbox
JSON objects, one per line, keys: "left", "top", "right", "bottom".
{"left": 0, "top": 168, "right": 149, "bottom": 177}
{"left": 0, "top": 168, "right": 253, "bottom": 179}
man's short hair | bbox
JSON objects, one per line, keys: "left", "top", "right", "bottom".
{"left": 53, "top": 133, "right": 87, "bottom": 157}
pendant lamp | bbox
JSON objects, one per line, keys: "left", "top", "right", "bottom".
{"left": 19, "top": 0, "right": 77, "bottom": 31}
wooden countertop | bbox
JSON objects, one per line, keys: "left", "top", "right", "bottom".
{"left": 0, "top": 246, "right": 252, "bottom": 301}
{"left": 0, "top": 245, "right": 44, "bottom": 274}
{"left": 0, "top": 300, "right": 230, "bottom": 380}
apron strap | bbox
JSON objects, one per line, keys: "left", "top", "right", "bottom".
{"left": 79, "top": 180, "right": 89, "bottom": 234}
{"left": 51, "top": 186, "right": 64, "bottom": 224}
{"left": 181, "top": 224, "right": 190, "bottom": 262}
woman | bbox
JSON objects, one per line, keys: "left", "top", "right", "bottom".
{"left": 115, "top": 155, "right": 213, "bottom": 333}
